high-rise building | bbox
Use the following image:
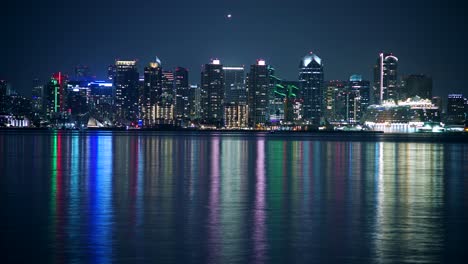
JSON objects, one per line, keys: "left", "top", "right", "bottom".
{"left": 0, "top": 80, "right": 7, "bottom": 97}
{"left": 223, "top": 66, "right": 246, "bottom": 104}
{"left": 373, "top": 53, "right": 398, "bottom": 103}
{"left": 31, "top": 79, "right": 43, "bottom": 114}
{"left": 247, "top": 59, "right": 269, "bottom": 127}
{"left": 432, "top": 96, "right": 442, "bottom": 112}
{"left": 0, "top": 80, "right": 8, "bottom": 114}
{"left": 45, "top": 72, "right": 68, "bottom": 117}
{"left": 66, "top": 81, "right": 89, "bottom": 116}
{"left": 200, "top": 59, "right": 224, "bottom": 126}
{"left": 174, "top": 67, "right": 190, "bottom": 120}
{"left": 142, "top": 60, "right": 162, "bottom": 126}
{"left": 157, "top": 70, "right": 175, "bottom": 123}
{"left": 75, "top": 65, "right": 91, "bottom": 81}
{"left": 446, "top": 94, "right": 465, "bottom": 124}
{"left": 348, "top": 75, "right": 371, "bottom": 123}
{"left": 88, "top": 81, "right": 114, "bottom": 122}
{"left": 268, "top": 67, "right": 283, "bottom": 122}
{"left": 324, "top": 80, "right": 347, "bottom": 122}
{"left": 465, "top": 98, "right": 468, "bottom": 122}
{"left": 188, "top": 84, "right": 201, "bottom": 121}
{"left": 114, "top": 60, "right": 139, "bottom": 123}
{"left": 107, "top": 65, "right": 116, "bottom": 81}
{"left": 401, "top": 74, "right": 432, "bottom": 100}
{"left": 299, "top": 52, "right": 324, "bottom": 125}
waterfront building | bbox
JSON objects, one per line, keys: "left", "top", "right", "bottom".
{"left": 247, "top": 59, "right": 270, "bottom": 127}
{"left": 200, "top": 59, "right": 224, "bottom": 126}
{"left": 88, "top": 81, "right": 114, "bottom": 123}
{"left": 347, "top": 75, "right": 371, "bottom": 123}
{"left": 66, "top": 81, "right": 89, "bottom": 116}
{"left": 224, "top": 103, "right": 248, "bottom": 128}
{"left": 188, "top": 84, "right": 201, "bottom": 121}
{"left": 267, "top": 66, "right": 285, "bottom": 123}
{"left": 223, "top": 66, "right": 246, "bottom": 104}
{"left": 174, "top": 67, "right": 190, "bottom": 120}
{"left": 142, "top": 60, "right": 162, "bottom": 126}
{"left": 31, "top": 78, "right": 43, "bottom": 114}
{"left": 373, "top": 53, "right": 398, "bottom": 103}
{"left": 45, "top": 72, "right": 68, "bottom": 117}
{"left": 114, "top": 60, "right": 139, "bottom": 123}
{"left": 299, "top": 52, "right": 324, "bottom": 125}
{"left": 157, "top": 70, "right": 175, "bottom": 124}
{"left": 324, "top": 80, "right": 346, "bottom": 123}
{"left": 446, "top": 94, "right": 465, "bottom": 124}
{"left": 401, "top": 74, "right": 432, "bottom": 100}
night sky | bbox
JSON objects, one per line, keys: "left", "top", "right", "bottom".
{"left": 2, "top": 0, "right": 467, "bottom": 98}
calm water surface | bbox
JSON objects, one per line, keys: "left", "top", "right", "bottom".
{"left": 1, "top": 131, "right": 468, "bottom": 263}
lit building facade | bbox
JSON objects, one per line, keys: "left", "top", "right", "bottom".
{"left": 66, "top": 81, "right": 89, "bottom": 116}
{"left": 446, "top": 94, "right": 465, "bottom": 124}
{"left": 247, "top": 59, "right": 269, "bottom": 127}
{"left": 114, "top": 60, "right": 139, "bottom": 123}
{"left": 188, "top": 84, "right": 201, "bottom": 121}
{"left": 88, "top": 81, "right": 114, "bottom": 122}
{"left": 174, "top": 67, "right": 190, "bottom": 120}
{"left": 223, "top": 66, "right": 246, "bottom": 104}
{"left": 347, "top": 75, "right": 371, "bottom": 123}
{"left": 31, "top": 78, "right": 43, "bottom": 114}
{"left": 224, "top": 103, "right": 248, "bottom": 128}
{"left": 142, "top": 60, "right": 162, "bottom": 126}
{"left": 324, "top": 80, "right": 346, "bottom": 122}
{"left": 201, "top": 59, "right": 224, "bottom": 126}
{"left": 299, "top": 52, "right": 324, "bottom": 125}
{"left": 45, "top": 72, "right": 68, "bottom": 117}
{"left": 373, "top": 53, "right": 398, "bottom": 103}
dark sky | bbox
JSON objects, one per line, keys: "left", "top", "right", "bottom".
{"left": 1, "top": 0, "right": 467, "bottom": 98}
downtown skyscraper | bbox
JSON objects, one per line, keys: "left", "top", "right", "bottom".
{"left": 114, "top": 60, "right": 139, "bottom": 123}
{"left": 373, "top": 53, "right": 398, "bottom": 103}
{"left": 141, "top": 59, "right": 162, "bottom": 126}
{"left": 174, "top": 67, "right": 190, "bottom": 120}
{"left": 223, "top": 66, "right": 246, "bottom": 104}
{"left": 201, "top": 59, "right": 224, "bottom": 127}
{"left": 400, "top": 74, "right": 433, "bottom": 100}
{"left": 247, "top": 59, "right": 269, "bottom": 127}
{"left": 299, "top": 52, "right": 324, "bottom": 125}
{"left": 45, "top": 72, "right": 68, "bottom": 118}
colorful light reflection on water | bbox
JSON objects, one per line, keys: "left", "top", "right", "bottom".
{"left": 1, "top": 132, "right": 468, "bottom": 263}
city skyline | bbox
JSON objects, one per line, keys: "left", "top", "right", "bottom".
{"left": 2, "top": 0, "right": 468, "bottom": 97}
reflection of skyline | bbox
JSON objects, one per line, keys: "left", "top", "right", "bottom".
{"left": 374, "top": 142, "right": 444, "bottom": 263}
{"left": 7, "top": 132, "right": 464, "bottom": 262}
